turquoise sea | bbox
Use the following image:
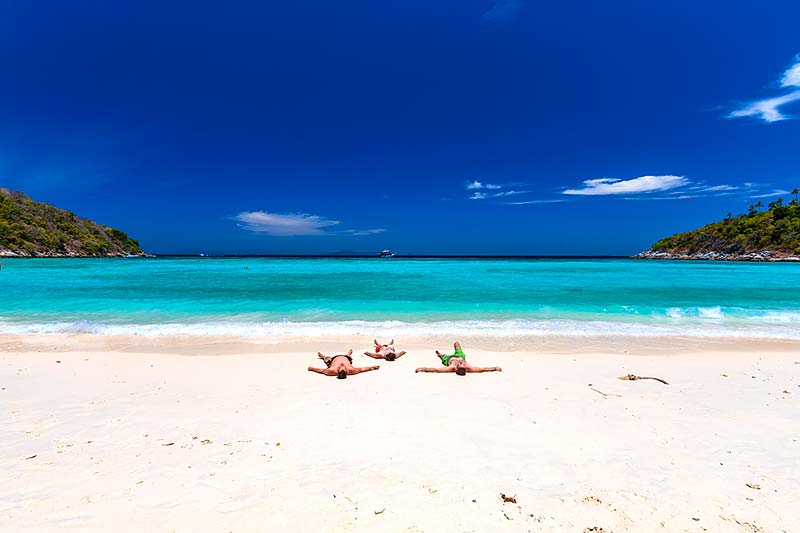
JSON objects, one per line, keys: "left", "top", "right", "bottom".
{"left": 2, "top": 257, "right": 800, "bottom": 338}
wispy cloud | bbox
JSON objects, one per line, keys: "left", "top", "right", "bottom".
{"left": 466, "top": 180, "right": 501, "bottom": 190}
{"left": 234, "top": 211, "right": 384, "bottom": 237}
{"left": 506, "top": 199, "right": 567, "bottom": 205}
{"left": 695, "top": 184, "right": 738, "bottom": 192}
{"left": 729, "top": 55, "right": 800, "bottom": 122}
{"left": 470, "top": 189, "right": 529, "bottom": 200}
{"left": 563, "top": 175, "right": 689, "bottom": 196}
{"left": 483, "top": 0, "right": 525, "bottom": 21}
{"left": 341, "top": 228, "right": 387, "bottom": 236}
{"left": 748, "top": 189, "right": 790, "bottom": 199}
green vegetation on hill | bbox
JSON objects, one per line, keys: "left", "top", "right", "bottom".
{"left": 649, "top": 192, "right": 800, "bottom": 257}
{"left": 0, "top": 188, "right": 142, "bottom": 257}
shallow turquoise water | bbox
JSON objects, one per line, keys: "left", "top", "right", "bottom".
{"left": 2, "top": 257, "right": 800, "bottom": 338}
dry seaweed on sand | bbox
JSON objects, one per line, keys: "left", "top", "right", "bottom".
{"left": 618, "top": 373, "right": 669, "bottom": 385}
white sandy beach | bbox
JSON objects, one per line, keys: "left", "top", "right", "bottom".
{"left": 1, "top": 334, "right": 799, "bottom": 532}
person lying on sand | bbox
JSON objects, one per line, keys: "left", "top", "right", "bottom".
{"left": 415, "top": 341, "right": 501, "bottom": 375}
{"left": 363, "top": 339, "right": 406, "bottom": 361}
{"left": 308, "top": 349, "right": 380, "bottom": 379}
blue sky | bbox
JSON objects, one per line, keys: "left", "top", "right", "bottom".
{"left": 1, "top": 0, "right": 799, "bottom": 255}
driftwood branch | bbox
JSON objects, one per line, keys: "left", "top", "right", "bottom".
{"left": 617, "top": 373, "right": 669, "bottom": 385}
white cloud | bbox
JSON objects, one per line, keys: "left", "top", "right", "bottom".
{"left": 730, "top": 55, "right": 800, "bottom": 122}
{"left": 623, "top": 195, "right": 700, "bottom": 201}
{"left": 471, "top": 189, "right": 529, "bottom": 200}
{"left": 749, "top": 189, "right": 790, "bottom": 199}
{"left": 491, "top": 190, "right": 529, "bottom": 197}
{"left": 466, "top": 180, "right": 501, "bottom": 190}
{"left": 234, "top": 211, "right": 383, "bottom": 237}
{"left": 781, "top": 56, "right": 800, "bottom": 87}
{"left": 563, "top": 175, "right": 689, "bottom": 196}
{"left": 697, "top": 184, "right": 738, "bottom": 192}
{"left": 341, "top": 228, "right": 387, "bottom": 236}
{"left": 483, "top": 0, "right": 524, "bottom": 21}
{"left": 506, "top": 199, "right": 567, "bottom": 205}
{"left": 729, "top": 91, "right": 800, "bottom": 123}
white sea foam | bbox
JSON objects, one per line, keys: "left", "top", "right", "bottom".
{"left": 697, "top": 306, "right": 724, "bottom": 319}
{"left": 1, "top": 318, "right": 800, "bottom": 339}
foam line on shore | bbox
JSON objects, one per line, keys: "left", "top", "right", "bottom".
{"left": 2, "top": 318, "right": 800, "bottom": 339}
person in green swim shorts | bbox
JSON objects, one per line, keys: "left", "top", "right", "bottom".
{"left": 415, "top": 341, "right": 502, "bottom": 376}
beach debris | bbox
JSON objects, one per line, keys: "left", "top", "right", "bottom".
{"left": 581, "top": 496, "right": 602, "bottom": 504}
{"left": 500, "top": 493, "right": 517, "bottom": 504}
{"left": 692, "top": 517, "right": 700, "bottom": 521}
{"left": 162, "top": 442, "right": 174, "bottom": 446}
{"left": 746, "top": 483, "right": 761, "bottom": 490}
{"left": 588, "top": 385, "right": 622, "bottom": 398}
{"left": 275, "top": 442, "right": 281, "bottom": 446}
{"left": 503, "top": 512, "right": 513, "bottom": 520}
{"left": 201, "top": 439, "right": 212, "bottom": 445}
{"left": 25, "top": 454, "right": 37, "bottom": 460}
{"left": 56, "top": 360, "right": 61, "bottom": 363}
{"left": 374, "top": 508, "right": 385, "bottom": 515}
{"left": 583, "top": 528, "right": 606, "bottom": 533}
{"left": 618, "top": 373, "right": 669, "bottom": 385}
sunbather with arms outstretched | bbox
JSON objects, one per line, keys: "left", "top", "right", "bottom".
{"left": 415, "top": 341, "right": 501, "bottom": 375}
{"left": 308, "top": 349, "right": 380, "bottom": 379}
{"left": 363, "top": 339, "right": 406, "bottom": 361}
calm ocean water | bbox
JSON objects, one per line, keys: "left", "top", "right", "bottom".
{"left": 2, "top": 257, "right": 800, "bottom": 338}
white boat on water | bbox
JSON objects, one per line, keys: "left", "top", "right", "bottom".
{"left": 378, "top": 249, "right": 395, "bottom": 258}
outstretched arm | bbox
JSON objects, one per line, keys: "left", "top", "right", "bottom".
{"left": 415, "top": 367, "right": 453, "bottom": 373}
{"left": 466, "top": 365, "right": 502, "bottom": 373}
{"left": 363, "top": 351, "right": 383, "bottom": 359}
{"left": 394, "top": 351, "right": 407, "bottom": 359}
{"left": 350, "top": 365, "right": 380, "bottom": 375}
{"left": 308, "top": 366, "right": 335, "bottom": 375}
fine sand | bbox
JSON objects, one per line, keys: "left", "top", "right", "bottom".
{"left": 1, "top": 334, "right": 799, "bottom": 532}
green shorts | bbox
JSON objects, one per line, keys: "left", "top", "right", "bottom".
{"left": 442, "top": 347, "right": 465, "bottom": 366}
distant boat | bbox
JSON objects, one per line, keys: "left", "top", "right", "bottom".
{"left": 378, "top": 249, "right": 395, "bottom": 258}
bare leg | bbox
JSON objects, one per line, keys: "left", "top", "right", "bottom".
{"left": 317, "top": 352, "right": 332, "bottom": 364}
{"left": 453, "top": 341, "right": 462, "bottom": 351}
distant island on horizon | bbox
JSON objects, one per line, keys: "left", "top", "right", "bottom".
{"left": 637, "top": 193, "right": 800, "bottom": 261}
{"left": 4, "top": 187, "right": 800, "bottom": 260}
{"left": 0, "top": 188, "right": 143, "bottom": 257}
